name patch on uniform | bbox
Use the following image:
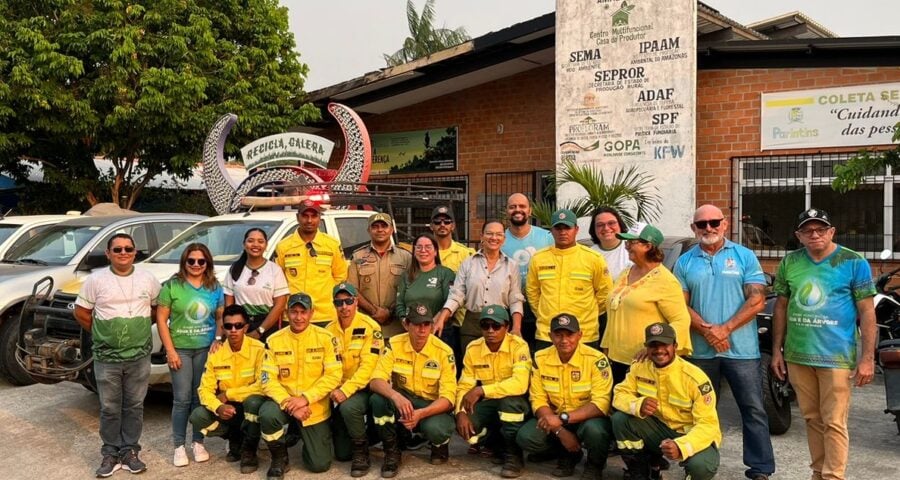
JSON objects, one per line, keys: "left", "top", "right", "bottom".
{"left": 425, "top": 360, "right": 439, "bottom": 369}
{"left": 274, "top": 351, "right": 292, "bottom": 356}
{"left": 539, "top": 265, "right": 556, "bottom": 271}
{"left": 352, "top": 328, "right": 366, "bottom": 335}
{"left": 279, "top": 367, "right": 290, "bottom": 378}
{"left": 213, "top": 365, "right": 230, "bottom": 371}
{"left": 306, "top": 347, "right": 324, "bottom": 353}
{"left": 541, "top": 375, "right": 559, "bottom": 382}
{"left": 474, "top": 364, "right": 490, "bottom": 369}
{"left": 636, "top": 376, "right": 656, "bottom": 385}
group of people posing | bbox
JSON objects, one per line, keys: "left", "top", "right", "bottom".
{"left": 75, "top": 195, "right": 876, "bottom": 480}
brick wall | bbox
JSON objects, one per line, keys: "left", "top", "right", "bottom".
{"left": 322, "top": 65, "right": 900, "bottom": 244}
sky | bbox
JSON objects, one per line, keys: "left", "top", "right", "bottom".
{"left": 285, "top": 0, "right": 900, "bottom": 91}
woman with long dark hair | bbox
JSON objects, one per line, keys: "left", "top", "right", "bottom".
{"left": 395, "top": 234, "right": 456, "bottom": 347}
{"left": 157, "top": 243, "right": 225, "bottom": 467}
{"left": 224, "top": 228, "right": 288, "bottom": 342}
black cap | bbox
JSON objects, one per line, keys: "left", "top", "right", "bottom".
{"left": 550, "top": 313, "right": 579, "bottom": 333}
{"left": 406, "top": 303, "right": 434, "bottom": 325}
{"left": 796, "top": 208, "right": 831, "bottom": 229}
{"left": 431, "top": 206, "right": 454, "bottom": 221}
{"left": 288, "top": 293, "right": 313, "bottom": 310}
{"left": 644, "top": 322, "right": 676, "bottom": 346}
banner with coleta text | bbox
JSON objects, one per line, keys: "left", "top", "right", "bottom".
{"left": 555, "top": 0, "right": 697, "bottom": 235}
{"left": 761, "top": 82, "right": 900, "bottom": 150}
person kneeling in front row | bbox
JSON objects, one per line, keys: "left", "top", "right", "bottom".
{"left": 189, "top": 304, "right": 267, "bottom": 473}
{"left": 516, "top": 313, "right": 614, "bottom": 479}
{"left": 612, "top": 322, "right": 722, "bottom": 480}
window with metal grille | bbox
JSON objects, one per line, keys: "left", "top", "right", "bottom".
{"left": 732, "top": 153, "right": 893, "bottom": 259}
{"left": 368, "top": 175, "right": 469, "bottom": 242}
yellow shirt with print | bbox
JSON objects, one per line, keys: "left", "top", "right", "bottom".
{"left": 371, "top": 333, "right": 457, "bottom": 404}
{"left": 530, "top": 344, "right": 613, "bottom": 416}
{"left": 261, "top": 325, "right": 343, "bottom": 426}
{"left": 526, "top": 245, "right": 613, "bottom": 343}
{"left": 198, "top": 337, "right": 266, "bottom": 413}
{"left": 601, "top": 265, "right": 692, "bottom": 365}
{"left": 613, "top": 356, "right": 722, "bottom": 459}
{"left": 439, "top": 240, "right": 474, "bottom": 326}
{"left": 456, "top": 333, "right": 531, "bottom": 414}
{"left": 275, "top": 231, "right": 348, "bottom": 324}
{"left": 325, "top": 311, "right": 384, "bottom": 398}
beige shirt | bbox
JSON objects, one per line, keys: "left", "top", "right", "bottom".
{"left": 347, "top": 243, "right": 412, "bottom": 314}
{"left": 443, "top": 250, "right": 524, "bottom": 315}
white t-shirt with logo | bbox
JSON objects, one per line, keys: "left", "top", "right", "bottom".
{"left": 223, "top": 260, "right": 289, "bottom": 316}
{"left": 592, "top": 241, "right": 632, "bottom": 282}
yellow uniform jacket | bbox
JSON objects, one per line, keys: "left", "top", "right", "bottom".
{"left": 530, "top": 344, "right": 613, "bottom": 416}
{"left": 198, "top": 337, "right": 266, "bottom": 413}
{"left": 275, "top": 232, "right": 348, "bottom": 324}
{"left": 261, "top": 325, "right": 343, "bottom": 426}
{"left": 438, "top": 241, "right": 476, "bottom": 273}
{"left": 456, "top": 334, "right": 531, "bottom": 413}
{"left": 371, "top": 333, "right": 457, "bottom": 404}
{"left": 612, "top": 356, "right": 722, "bottom": 459}
{"left": 526, "top": 245, "right": 612, "bottom": 343}
{"left": 326, "top": 311, "right": 384, "bottom": 398}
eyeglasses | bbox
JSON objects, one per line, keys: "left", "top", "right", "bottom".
{"left": 247, "top": 268, "right": 260, "bottom": 286}
{"left": 480, "top": 321, "right": 504, "bottom": 331}
{"left": 333, "top": 298, "right": 355, "bottom": 307}
{"left": 595, "top": 220, "right": 619, "bottom": 230}
{"left": 432, "top": 219, "right": 454, "bottom": 226}
{"left": 110, "top": 246, "right": 136, "bottom": 254}
{"left": 693, "top": 218, "right": 724, "bottom": 230}
{"left": 797, "top": 226, "right": 832, "bottom": 237}
{"left": 186, "top": 258, "right": 207, "bottom": 266}
{"left": 414, "top": 244, "right": 435, "bottom": 251}
{"left": 222, "top": 322, "right": 246, "bottom": 331}
{"left": 306, "top": 242, "right": 318, "bottom": 257}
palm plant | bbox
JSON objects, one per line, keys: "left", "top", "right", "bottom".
{"left": 532, "top": 160, "right": 662, "bottom": 227}
{"left": 383, "top": 0, "right": 470, "bottom": 67}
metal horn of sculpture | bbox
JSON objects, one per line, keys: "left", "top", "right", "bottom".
{"left": 201, "top": 103, "right": 372, "bottom": 215}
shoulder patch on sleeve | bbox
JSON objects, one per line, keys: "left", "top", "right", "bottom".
{"left": 448, "top": 354, "right": 455, "bottom": 364}
{"left": 596, "top": 358, "right": 609, "bottom": 370}
{"left": 698, "top": 381, "right": 713, "bottom": 395}
{"left": 331, "top": 336, "right": 339, "bottom": 346}
{"left": 373, "top": 331, "right": 383, "bottom": 340}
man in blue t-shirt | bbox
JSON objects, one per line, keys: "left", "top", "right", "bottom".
{"left": 771, "top": 208, "right": 876, "bottom": 480}
{"left": 501, "top": 193, "right": 553, "bottom": 350}
{"left": 674, "top": 205, "right": 774, "bottom": 480}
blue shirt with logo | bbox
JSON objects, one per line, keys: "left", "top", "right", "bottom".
{"left": 674, "top": 240, "right": 766, "bottom": 359}
{"left": 502, "top": 226, "right": 554, "bottom": 289}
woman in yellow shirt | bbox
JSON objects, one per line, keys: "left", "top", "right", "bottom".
{"left": 600, "top": 223, "right": 691, "bottom": 383}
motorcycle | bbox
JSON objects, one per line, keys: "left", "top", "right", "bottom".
{"left": 874, "top": 250, "right": 900, "bottom": 434}
{"left": 757, "top": 277, "right": 794, "bottom": 435}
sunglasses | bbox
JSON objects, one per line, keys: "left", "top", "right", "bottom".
{"left": 480, "top": 321, "right": 504, "bottom": 331}
{"left": 333, "top": 298, "right": 355, "bottom": 307}
{"left": 110, "top": 246, "right": 136, "bottom": 254}
{"left": 223, "top": 322, "right": 246, "bottom": 331}
{"left": 693, "top": 218, "right": 724, "bottom": 230}
{"left": 186, "top": 258, "right": 207, "bottom": 266}
{"left": 247, "top": 268, "right": 260, "bottom": 286}
{"left": 306, "top": 242, "right": 318, "bottom": 257}
{"left": 432, "top": 219, "right": 454, "bottom": 226}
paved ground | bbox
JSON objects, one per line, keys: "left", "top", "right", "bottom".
{"left": 0, "top": 374, "right": 897, "bottom": 480}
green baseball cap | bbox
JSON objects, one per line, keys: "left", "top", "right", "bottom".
{"left": 551, "top": 209, "right": 577, "bottom": 227}
{"left": 644, "top": 322, "right": 676, "bottom": 346}
{"left": 288, "top": 292, "right": 313, "bottom": 310}
{"left": 405, "top": 303, "right": 434, "bottom": 324}
{"left": 616, "top": 221, "right": 664, "bottom": 247}
{"left": 479, "top": 305, "right": 510, "bottom": 325}
{"left": 333, "top": 282, "right": 358, "bottom": 298}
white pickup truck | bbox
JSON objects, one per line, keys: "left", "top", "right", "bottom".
{"left": 17, "top": 209, "right": 372, "bottom": 389}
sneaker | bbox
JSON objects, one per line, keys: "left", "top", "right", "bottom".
{"left": 192, "top": 442, "right": 209, "bottom": 462}
{"left": 173, "top": 445, "right": 189, "bottom": 467}
{"left": 120, "top": 450, "right": 147, "bottom": 474}
{"left": 95, "top": 455, "right": 121, "bottom": 478}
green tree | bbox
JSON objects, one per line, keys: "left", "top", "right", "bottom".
{"left": 0, "top": 0, "right": 319, "bottom": 209}
{"left": 832, "top": 121, "right": 900, "bottom": 193}
{"left": 383, "top": 0, "right": 469, "bottom": 67}
{"left": 532, "top": 160, "right": 662, "bottom": 227}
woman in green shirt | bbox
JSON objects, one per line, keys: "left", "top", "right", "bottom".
{"left": 395, "top": 234, "right": 456, "bottom": 349}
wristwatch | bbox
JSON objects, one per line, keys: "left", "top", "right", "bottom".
{"left": 257, "top": 326, "right": 266, "bottom": 335}
{"left": 560, "top": 412, "right": 570, "bottom": 425}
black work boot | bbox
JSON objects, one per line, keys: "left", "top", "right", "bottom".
{"left": 265, "top": 442, "right": 290, "bottom": 480}
{"left": 580, "top": 457, "right": 606, "bottom": 480}
{"left": 553, "top": 450, "right": 583, "bottom": 477}
{"left": 380, "top": 427, "right": 402, "bottom": 478}
{"left": 500, "top": 439, "right": 524, "bottom": 478}
{"left": 621, "top": 454, "right": 651, "bottom": 480}
{"left": 350, "top": 438, "right": 370, "bottom": 478}
{"left": 239, "top": 436, "right": 260, "bottom": 474}
{"left": 226, "top": 433, "right": 242, "bottom": 462}
{"left": 430, "top": 442, "right": 449, "bottom": 465}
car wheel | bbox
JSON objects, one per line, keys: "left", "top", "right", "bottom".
{"left": 0, "top": 315, "right": 37, "bottom": 386}
{"left": 760, "top": 352, "right": 791, "bottom": 435}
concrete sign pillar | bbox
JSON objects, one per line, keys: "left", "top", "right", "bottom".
{"left": 556, "top": 0, "right": 697, "bottom": 235}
